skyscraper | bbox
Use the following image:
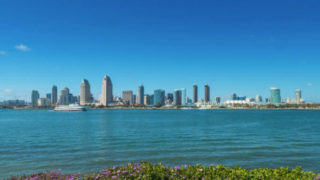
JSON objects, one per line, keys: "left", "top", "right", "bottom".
{"left": 144, "top": 94, "right": 150, "bottom": 105}
{"left": 181, "top": 88, "right": 187, "bottom": 106}
{"left": 204, "top": 84, "right": 210, "bottom": 103}
{"left": 58, "top": 88, "right": 69, "bottom": 105}
{"left": 122, "top": 90, "right": 133, "bottom": 105}
{"left": 231, "top": 93, "right": 237, "bottom": 100}
{"left": 154, "top": 89, "right": 165, "bottom": 106}
{"left": 215, "top": 97, "right": 221, "bottom": 104}
{"left": 193, "top": 85, "right": 198, "bottom": 103}
{"left": 137, "top": 85, "right": 144, "bottom": 105}
{"left": 51, "top": 85, "right": 58, "bottom": 105}
{"left": 174, "top": 89, "right": 182, "bottom": 105}
{"left": 31, "top": 90, "right": 39, "bottom": 105}
{"left": 256, "top": 95, "right": 263, "bottom": 103}
{"left": 270, "top": 87, "right": 281, "bottom": 104}
{"left": 295, "top": 89, "right": 302, "bottom": 104}
{"left": 80, "top": 79, "right": 91, "bottom": 105}
{"left": 101, "top": 75, "right": 113, "bottom": 106}
{"left": 46, "top": 93, "right": 51, "bottom": 100}
{"left": 166, "top": 93, "right": 173, "bottom": 104}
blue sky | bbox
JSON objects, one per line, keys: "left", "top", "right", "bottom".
{"left": 1, "top": 0, "right": 320, "bottom": 102}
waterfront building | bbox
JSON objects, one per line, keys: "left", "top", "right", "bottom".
{"left": 137, "top": 85, "right": 144, "bottom": 105}
{"left": 255, "top": 95, "right": 263, "bottom": 103}
{"left": 231, "top": 93, "right": 237, "bottom": 100}
{"left": 133, "top": 94, "right": 136, "bottom": 105}
{"left": 144, "top": 94, "right": 150, "bottom": 105}
{"left": 58, "top": 88, "right": 69, "bottom": 105}
{"left": 80, "top": 79, "right": 91, "bottom": 105}
{"left": 37, "top": 98, "right": 51, "bottom": 106}
{"left": 174, "top": 89, "right": 182, "bottom": 105}
{"left": 181, "top": 88, "right": 187, "bottom": 106}
{"left": 31, "top": 90, "right": 40, "bottom": 105}
{"left": 215, "top": 97, "right": 221, "bottom": 104}
{"left": 270, "top": 87, "right": 281, "bottom": 104}
{"left": 295, "top": 89, "right": 302, "bottom": 104}
{"left": 204, "top": 84, "right": 210, "bottom": 103}
{"left": 154, "top": 89, "right": 165, "bottom": 106}
{"left": 193, "top": 85, "right": 198, "bottom": 103}
{"left": 51, "top": 85, "right": 58, "bottom": 105}
{"left": 46, "top": 93, "right": 51, "bottom": 100}
{"left": 166, "top": 93, "right": 174, "bottom": 104}
{"left": 101, "top": 75, "right": 113, "bottom": 106}
{"left": 1, "top": 100, "right": 26, "bottom": 106}
{"left": 150, "top": 94, "right": 154, "bottom": 105}
{"left": 122, "top": 90, "right": 133, "bottom": 105}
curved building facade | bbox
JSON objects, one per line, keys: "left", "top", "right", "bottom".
{"left": 101, "top": 75, "right": 113, "bottom": 106}
{"left": 80, "top": 79, "right": 91, "bottom": 105}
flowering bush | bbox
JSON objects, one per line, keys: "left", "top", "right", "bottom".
{"left": 9, "top": 162, "right": 320, "bottom": 180}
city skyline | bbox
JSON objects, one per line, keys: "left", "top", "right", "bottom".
{"left": 0, "top": 74, "right": 315, "bottom": 103}
{"left": 1, "top": 1, "right": 320, "bottom": 101}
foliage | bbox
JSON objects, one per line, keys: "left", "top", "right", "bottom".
{"left": 9, "top": 162, "right": 320, "bottom": 180}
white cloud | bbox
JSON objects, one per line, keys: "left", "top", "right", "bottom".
{"left": 307, "top": 83, "right": 313, "bottom": 87}
{"left": 15, "top": 44, "right": 30, "bottom": 52}
{"left": 0, "top": 51, "right": 6, "bottom": 55}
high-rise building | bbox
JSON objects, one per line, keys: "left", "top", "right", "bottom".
{"left": 215, "top": 97, "right": 221, "bottom": 104}
{"left": 58, "top": 88, "right": 69, "bottom": 105}
{"left": 137, "top": 85, "right": 144, "bottom": 105}
{"left": 46, "top": 93, "right": 51, "bottom": 100}
{"left": 270, "top": 87, "right": 281, "bottom": 104}
{"left": 51, "top": 85, "right": 58, "bottom": 105}
{"left": 231, "top": 93, "right": 237, "bottom": 100}
{"left": 166, "top": 93, "right": 173, "bottom": 104}
{"left": 101, "top": 75, "right": 113, "bottom": 106}
{"left": 174, "top": 89, "right": 182, "bottom": 105}
{"left": 150, "top": 94, "right": 154, "bottom": 105}
{"left": 181, "top": 88, "right": 187, "bottom": 106}
{"left": 154, "top": 89, "right": 165, "bottom": 106}
{"left": 80, "top": 79, "right": 91, "bottom": 105}
{"left": 122, "top": 90, "right": 133, "bottom": 105}
{"left": 31, "top": 90, "right": 40, "bottom": 105}
{"left": 295, "top": 89, "right": 302, "bottom": 104}
{"left": 38, "top": 98, "right": 51, "bottom": 106}
{"left": 255, "top": 95, "right": 263, "bottom": 103}
{"left": 144, "top": 94, "right": 150, "bottom": 105}
{"left": 133, "top": 94, "right": 136, "bottom": 105}
{"left": 204, "top": 84, "right": 210, "bottom": 103}
{"left": 193, "top": 85, "right": 198, "bottom": 103}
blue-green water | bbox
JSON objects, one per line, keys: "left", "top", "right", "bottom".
{"left": 0, "top": 109, "right": 320, "bottom": 177}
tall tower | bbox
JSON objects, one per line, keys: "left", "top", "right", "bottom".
{"left": 181, "top": 88, "right": 187, "bottom": 106}
{"left": 58, "top": 88, "right": 69, "bottom": 105}
{"left": 101, "top": 75, "right": 113, "bottom": 106}
{"left": 204, "top": 84, "right": 210, "bottom": 103}
{"left": 31, "top": 90, "right": 39, "bottom": 105}
{"left": 137, "top": 85, "right": 144, "bottom": 105}
{"left": 270, "top": 87, "right": 281, "bottom": 104}
{"left": 80, "top": 79, "right": 91, "bottom": 105}
{"left": 193, "top": 85, "right": 198, "bottom": 103}
{"left": 51, "top": 85, "right": 57, "bottom": 105}
{"left": 295, "top": 89, "right": 301, "bottom": 104}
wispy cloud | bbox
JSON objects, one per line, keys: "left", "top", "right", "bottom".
{"left": 15, "top": 44, "right": 30, "bottom": 52}
{"left": 0, "top": 51, "right": 6, "bottom": 55}
{"left": 2, "top": 89, "right": 14, "bottom": 93}
{"left": 307, "top": 83, "right": 313, "bottom": 87}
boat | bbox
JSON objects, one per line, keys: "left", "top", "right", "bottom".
{"left": 54, "top": 104, "right": 87, "bottom": 112}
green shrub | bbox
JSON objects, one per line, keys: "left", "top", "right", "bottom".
{"left": 9, "top": 162, "right": 320, "bottom": 180}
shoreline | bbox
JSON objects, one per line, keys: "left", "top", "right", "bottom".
{"left": 2, "top": 107, "right": 320, "bottom": 110}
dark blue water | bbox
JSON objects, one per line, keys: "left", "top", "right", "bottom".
{"left": 0, "top": 109, "right": 320, "bottom": 178}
